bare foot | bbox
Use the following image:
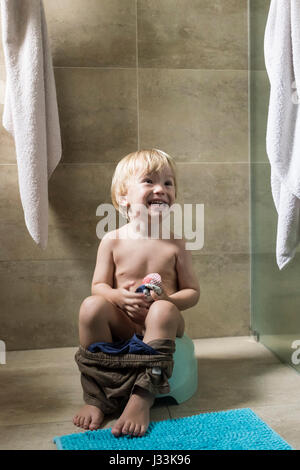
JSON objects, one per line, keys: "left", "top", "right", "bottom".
{"left": 73, "top": 404, "right": 104, "bottom": 431}
{"left": 111, "top": 387, "right": 154, "bottom": 438}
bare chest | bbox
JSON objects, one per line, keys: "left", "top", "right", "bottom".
{"left": 113, "top": 238, "right": 178, "bottom": 294}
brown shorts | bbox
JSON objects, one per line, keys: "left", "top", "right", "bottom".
{"left": 74, "top": 338, "right": 175, "bottom": 415}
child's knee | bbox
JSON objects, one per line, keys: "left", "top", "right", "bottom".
{"left": 79, "top": 295, "right": 109, "bottom": 325}
{"left": 145, "top": 300, "right": 181, "bottom": 327}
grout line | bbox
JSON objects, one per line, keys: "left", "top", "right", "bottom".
{"left": 0, "top": 259, "right": 95, "bottom": 263}
{"left": 136, "top": 0, "right": 140, "bottom": 150}
{"left": 0, "top": 254, "right": 252, "bottom": 263}
{"left": 54, "top": 66, "right": 134, "bottom": 70}
{"left": 247, "top": 0, "right": 253, "bottom": 335}
{"left": 0, "top": 419, "right": 79, "bottom": 429}
{"left": 53, "top": 66, "right": 248, "bottom": 73}
{"left": 0, "top": 161, "right": 270, "bottom": 166}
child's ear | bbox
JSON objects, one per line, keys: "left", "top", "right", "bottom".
{"left": 119, "top": 195, "right": 128, "bottom": 207}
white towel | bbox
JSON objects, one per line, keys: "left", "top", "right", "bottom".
{"left": 264, "top": 0, "right": 300, "bottom": 270}
{"left": 0, "top": 0, "right": 61, "bottom": 249}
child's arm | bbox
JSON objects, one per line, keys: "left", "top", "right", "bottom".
{"left": 91, "top": 233, "right": 116, "bottom": 303}
{"left": 167, "top": 238, "right": 200, "bottom": 311}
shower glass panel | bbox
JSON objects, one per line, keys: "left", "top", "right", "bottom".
{"left": 250, "top": 0, "right": 300, "bottom": 372}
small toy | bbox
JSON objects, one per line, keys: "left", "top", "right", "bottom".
{"left": 135, "top": 272, "right": 162, "bottom": 297}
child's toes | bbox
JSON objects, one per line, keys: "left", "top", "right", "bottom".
{"left": 73, "top": 415, "right": 81, "bottom": 426}
{"left": 75, "top": 416, "right": 81, "bottom": 427}
{"left": 111, "top": 421, "right": 124, "bottom": 437}
{"left": 122, "top": 422, "right": 131, "bottom": 434}
{"left": 89, "top": 419, "right": 102, "bottom": 431}
{"left": 140, "top": 425, "right": 147, "bottom": 437}
{"left": 83, "top": 416, "right": 91, "bottom": 429}
{"left": 79, "top": 416, "right": 85, "bottom": 428}
{"left": 128, "top": 422, "right": 136, "bottom": 435}
{"left": 133, "top": 424, "right": 141, "bottom": 436}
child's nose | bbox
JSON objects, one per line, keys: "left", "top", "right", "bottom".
{"left": 153, "top": 183, "right": 165, "bottom": 192}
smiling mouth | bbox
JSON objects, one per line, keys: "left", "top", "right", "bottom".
{"left": 147, "top": 201, "right": 169, "bottom": 207}
{"left": 147, "top": 202, "right": 170, "bottom": 216}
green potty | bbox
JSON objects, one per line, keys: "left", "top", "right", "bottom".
{"left": 156, "top": 333, "right": 198, "bottom": 404}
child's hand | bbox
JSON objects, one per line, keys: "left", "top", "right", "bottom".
{"left": 114, "top": 280, "right": 150, "bottom": 325}
{"left": 149, "top": 284, "right": 170, "bottom": 302}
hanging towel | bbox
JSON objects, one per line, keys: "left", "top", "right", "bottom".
{"left": 264, "top": 0, "right": 300, "bottom": 269}
{"left": 0, "top": 0, "right": 61, "bottom": 249}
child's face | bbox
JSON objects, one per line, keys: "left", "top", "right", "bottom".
{"left": 124, "top": 166, "right": 176, "bottom": 221}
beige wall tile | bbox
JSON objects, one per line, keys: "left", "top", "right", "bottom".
{"left": 138, "top": 0, "right": 248, "bottom": 69}
{"left": 0, "top": 164, "right": 51, "bottom": 260}
{"left": 0, "top": 164, "right": 22, "bottom": 228}
{"left": 47, "top": 163, "right": 117, "bottom": 257}
{"left": 184, "top": 254, "right": 250, "bottom": 339}
{"left": 0, "top": 22, "right": 15, "bottom": 164}
{"left": 139, "top": 69, "right": 248, "bottom": 162}
{"left": 0, "top": 259, "right": 94, "bottom": 350}
{"left": 0, "top": 14, "right": 5, "bottom": 110}
{"left": 176, "top": 163, "right": 249, "bottom": 254}
{"left": 54, "top": 67, "right": 138, "bottom": 163}
{"left": 0, "top": 13, "right": 3, "bottom": 68}
{"left": 44, "top": 0, "right": 136, "bottom": 67}
{"left": 0, "top": 114, "right": 15, "bottom": 163}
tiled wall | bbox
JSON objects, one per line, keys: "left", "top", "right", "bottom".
{"left": 0, "top": 0, "right": 249, "bottom": 350}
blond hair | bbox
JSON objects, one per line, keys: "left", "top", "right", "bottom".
{"left": 111, "top": 149, "right": 177, "bottom": 220}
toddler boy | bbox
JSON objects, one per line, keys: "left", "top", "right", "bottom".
{"left": 73, "top": 149, "right": 200, "bottom": 437}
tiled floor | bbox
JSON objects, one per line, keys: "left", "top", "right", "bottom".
{"left": 1, "top": 336, "right": 299, "bottom": 450}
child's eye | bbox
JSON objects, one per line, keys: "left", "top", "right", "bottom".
{"left": 165, "top": 181, "right": 172, "bottom": 185}
{"left": 143, "top": 178, "right": 152, "bottom": 183}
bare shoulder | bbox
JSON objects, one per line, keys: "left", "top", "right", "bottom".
{"left": 96, "top": 230, "right": 119, "bottom": 259}
{"left": 101, "top": 229, "right": 118, "bottom": 241}
{"left": 92, "top": 230, "right": 118, "bottom": 288}
{"left": 100, "top": 227, "right": 123, "bottom": 244}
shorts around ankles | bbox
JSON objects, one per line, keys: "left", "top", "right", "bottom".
{"left": 75, "top": 337, "right": 176, "bottom": 415}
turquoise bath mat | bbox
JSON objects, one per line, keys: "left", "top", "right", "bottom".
{"left": 53, "top": 408, "right": 292, "bottom": 450}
